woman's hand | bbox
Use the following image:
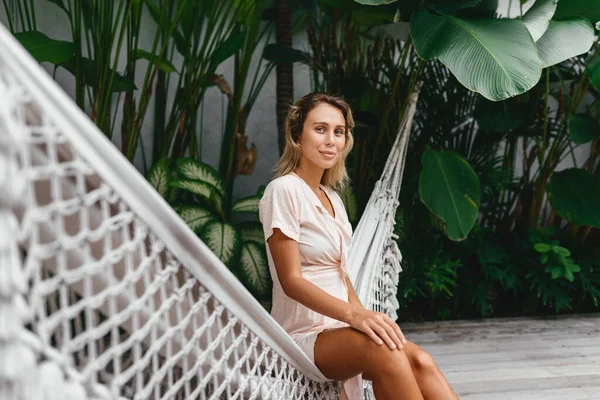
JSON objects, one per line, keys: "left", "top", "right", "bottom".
{"left": 348, "top": 307, "right": 407, "bottom": 350}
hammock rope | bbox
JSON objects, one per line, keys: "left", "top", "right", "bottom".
{"left": 0, "top": 20, "right": 421, "bottom": 400}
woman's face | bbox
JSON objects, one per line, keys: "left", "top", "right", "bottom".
{"left": 297, "top": 103, "right": 347, "bottom": 171}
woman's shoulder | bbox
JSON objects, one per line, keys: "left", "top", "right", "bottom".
{"left": 264, "top": 173, "right": 300, "bottom": 193}
{"left": 260, "top": 174, "right": 302, "bottom": 204}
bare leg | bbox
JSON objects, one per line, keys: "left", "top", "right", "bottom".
{"left": 314, "top": 327, "right": 424, "bottom": 400}
{"left": 402, "top": 340, "right": 459, "bottom": 400}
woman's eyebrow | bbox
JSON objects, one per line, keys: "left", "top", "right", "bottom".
{"left": 312, "top": 122, "right": 345, "bottom": 129}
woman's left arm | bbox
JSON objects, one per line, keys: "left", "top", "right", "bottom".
{"left": 345, "top": 277, "right": 365, "bottom": 309}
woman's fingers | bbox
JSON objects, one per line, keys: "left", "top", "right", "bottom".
{"left": 384, "top": 314, "right": 407, "bottom": 344}
{"left": 355, "top": 310, "right": 406, "bottom": 350}
{"left": 370, "top": 322, "right": 397, "bottom": 350}
{"left": 379, "top": 318, "right": 403, "bottom": 349}
{"left": 363, "top": 326, "right": 384, "bottom": 346}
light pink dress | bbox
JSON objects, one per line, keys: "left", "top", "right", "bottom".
{"left": 258, "top": 172, "right": 363, "bottom": 400}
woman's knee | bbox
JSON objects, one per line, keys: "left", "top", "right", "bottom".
{"left": 364, "top": 341, "right": 412, "bottom": 376}
{"left": 411, "top": 348, "right": 437, "bottom": 373}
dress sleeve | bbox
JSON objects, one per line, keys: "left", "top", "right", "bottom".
{"left": 259, "top": 180, "right": 301, "bottom": 242}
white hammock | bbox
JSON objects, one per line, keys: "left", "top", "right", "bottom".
{"left": 0, "top": 21, "right": 419, "bottom": 400}
{"left": 349, "top": 84, "right": 421, "bottom": 320}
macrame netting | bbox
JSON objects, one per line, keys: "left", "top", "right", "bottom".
{"left": 0, "top": 24, "right": 340, "bottom": 399}
{"left": 349, "top": 84, "right": 421, "bottom": 322}
{"left": 348, "top": 83, "right": 422, "bottom": 400}
{"left": 0, "top": 20, "right": 420, "bottom": 399}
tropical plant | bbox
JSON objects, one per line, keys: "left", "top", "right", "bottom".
{"left": 217, "top": 0, "right": 274, "bottom": 207}
{"left": 5, "top": 0, "right": 184, "bottom": 158}
{"left": 356, "top": 0, "right": 598, "bottom": 101}
{"left": 301, "top": 0, "right": 599, "bottom": 241}
{"left": 393, "top": 58, "right": 600, "bottom": 320}
{"left": 4, "top": 0, "right": 285, "bottom": 176}
{"left": 477, "top": 50, "right": 600, "bottom": 240}
{"left": 146, "top": 157, "right": 272, "bottom": 305}
{"left": 522, "top": 227, "right": 579, "bottom": 312}
{"left": 145, "top": 0, "right": 253, "bottom": 166}
{"left": 409, "top": 61, "right": 512, "bottom": 240}
{"left": 393, "top": 217, "right": 463, "bottom": 321}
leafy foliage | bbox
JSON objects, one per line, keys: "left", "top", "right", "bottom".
{"left": 146, "top": 158, "right": 271, "bottom": 306}
{"left": 393, "top": 57, "right": 599, "bottom": 321}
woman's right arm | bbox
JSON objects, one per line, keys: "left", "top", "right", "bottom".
{"left": 267, "top": 228, "right": 406, "bottom": 350}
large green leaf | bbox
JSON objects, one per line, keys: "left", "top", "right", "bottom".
{"left": 15, "top": 31, "right": 75, "bottom": 64}
{"left": 239, "top": 241, "right": 271, "bottom": 298}
{"left": 170, "top": 179, "right": 224, "bottom": 216}
{"left": 200, "top": 221, "right": 242, "bottom": 270}
{"left": 45, "top": 0, "right": 69, "bottom": 15}
{"left": 238, "top": 222, "right": 265, "bottom": 245}
{"left": 536, "top": 18, "right": 595, "bottom": 68}
{"left": 174, "top": 206, "right": 215, "bottom": 233}
{"left": 411, "top": 8, "right": 541, "bottom": 101}
{"left": 61, "top": 57, "right": 137, "bottom": 92}
{"left": 170, "top": 179, "right": 214, "bottom": 198}
{"left": 209, "top": 31, "right": 246, "bottom": 70}
{"left": 569, "top": 115, "right": 600, "bottom": 144}
{"left": 175, "top": 158, "right": 226, "bottom": 200}
{"left": 134, "top": 49, "right": 178, "bottom": 73}
{"left": 353, "top": 0, "right": 400, "bottom": 4}
{"left": 234, "top": 0, "right": 264, "bottom": 26}
{"left": 547, "top": 168, "right": 600, "bottom": 227}
{"left": 232, "top": 195, "right": 262, "bottom": 214}
{"left": 133, "top": 0, "right": 142, "bottom": 24}
{"left": 589, "top": 54, "right": 600, "bottom": 93}
{"left": 177, "top": 0, "right": 198, "bottom": 36}
{"left": 522, "top": 0, "right": 558, "bottom": 42}
{"left": 553, "top": 0, "right": 600, "bottom": 23}
{"left": 146, "top": 158, "right": 171, "bottom": 199}
{"left": 144, "top": 0, "right": 188, "bottom": 55}
{"left": 419, "top": 149, "right": 480, "bottom": 241}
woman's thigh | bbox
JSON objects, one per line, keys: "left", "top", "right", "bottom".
{"left": 313, "top": 326, "right": 410, "bottom": 381}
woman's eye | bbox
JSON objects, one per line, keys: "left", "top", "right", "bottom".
{"left": 316, "top": 127, "right": 324, "bottom": 133}
{"left": 335, "top": 130, "right": 344, "bottom": 135}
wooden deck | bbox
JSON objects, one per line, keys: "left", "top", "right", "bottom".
{"left": 403, "top": 314, "right": 600, "bottom": 399}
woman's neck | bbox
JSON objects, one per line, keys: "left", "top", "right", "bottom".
{"left": 294, "top": 164, "right": 324, "bottom": 193}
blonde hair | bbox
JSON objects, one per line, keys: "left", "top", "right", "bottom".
{"left": 273, "top": 92, "right": 355, "bottom": 191}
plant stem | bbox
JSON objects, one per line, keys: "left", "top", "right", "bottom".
{"left": 29, "top": 0, "right": 36, "bottom": 30}
{"left": 2, "top": 0, "right": 15, "bottom": 32}
{"left": 17, "top": 1, "right": 26, "bottom": 32}
{"left": 21, "top": 0, "right": 32, "bottom": 30}
{"left": 128, "top": 0, "right": 190, "bottom": 161}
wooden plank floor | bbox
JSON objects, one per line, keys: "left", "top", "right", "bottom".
{"left": 402, "top": 314, "right": 600, "bottom": 399}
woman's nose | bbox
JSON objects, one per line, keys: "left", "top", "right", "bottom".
{"left": 325, "top": 131, "right": 335, "bottom": 145}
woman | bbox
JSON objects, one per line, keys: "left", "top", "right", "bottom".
{"left": 258, "top": 93, "right": 458, "bottom": 400}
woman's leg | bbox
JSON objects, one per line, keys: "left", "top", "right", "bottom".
{"left": 401, "top": 340, "right": 459, "bottom": 400}
{"left": 314, "top": 327, "right": 424, "bottom": 400}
